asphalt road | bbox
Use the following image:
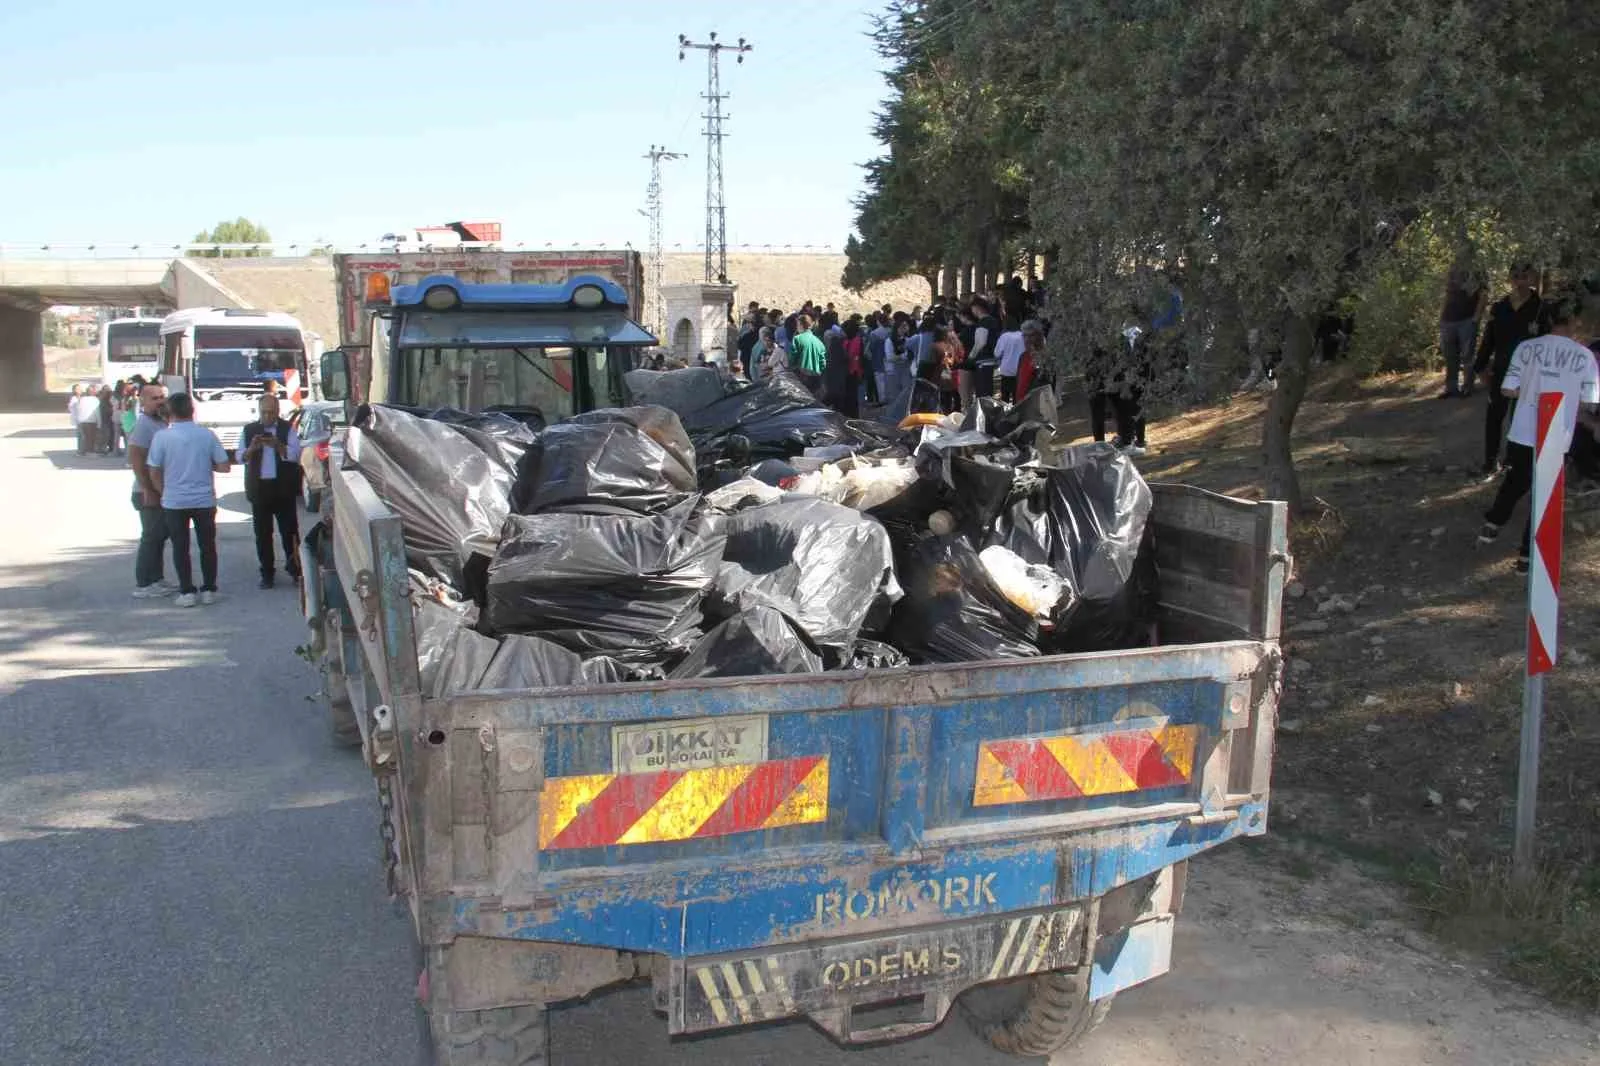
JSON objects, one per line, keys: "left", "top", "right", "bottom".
{"left": 1, "top": 410, "right": 1596, "bottom": 1066}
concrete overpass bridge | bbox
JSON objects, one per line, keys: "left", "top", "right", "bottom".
{"left": 0, "top": 251, "right": 268, "bottom": 403}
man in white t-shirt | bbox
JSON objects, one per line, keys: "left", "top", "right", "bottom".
{"left": 72, "top": 386, "right": 103, "bottom": 455}
{"left": 994, "top": 321, "right": 1027, "bottom": 402}
{"left": 1477, "top": 287, "right": 1600, "bottom": 571}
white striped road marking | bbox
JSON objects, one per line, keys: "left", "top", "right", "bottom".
{"left": 695, "top": 967, "right": 729, "bottom": 1025}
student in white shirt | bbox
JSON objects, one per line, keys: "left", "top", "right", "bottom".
{"left": 994, "top": 319, "right": 1027, "bottom": 402}
{"left": 1477, "top": 286, "right": 1600, "bottom": 571}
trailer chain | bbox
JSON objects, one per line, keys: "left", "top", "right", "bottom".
{"left": 376, "top": 768, "right": 400, "bottom": 898}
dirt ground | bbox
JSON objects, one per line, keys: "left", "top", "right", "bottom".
{"left": 1055, "top": 366, "right": 1600, "bottom": 1006}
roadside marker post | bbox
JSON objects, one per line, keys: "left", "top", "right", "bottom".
{"left": 1514, "top": 391, "right": 1566, "bottom": 887}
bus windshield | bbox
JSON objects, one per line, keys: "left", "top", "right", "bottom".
{"left": 191, "top": 326, "right": 306, "bottom": 389}
{"left": 105, "top": 322, "right": 161, "bottom": 365}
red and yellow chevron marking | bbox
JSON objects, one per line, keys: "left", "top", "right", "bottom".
{"left": 539, "top": 756, "right": 829, "bottom": 850}
{"left": 973, "top": 725, "right": 1199, "bottom": 807}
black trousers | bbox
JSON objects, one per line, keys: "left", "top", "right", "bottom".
{"left": 1485, "top": 442, "right": 1534, "bottom": 557}
{"left": 1112, "top": 388, "right": 1147, "bottom": 446}
{"left": 999, "top": 375, "right": 1018, "bottom": 403}
{"left": 1484, "top": 389, "right": 1512, "bottom": 469}
{"left": 1088, "top": 392, "right": 1111, "bottom": 441}
{"left": 165, "top": 507, "right": 219, "bottom": 593}
{"left": 251, "top": 482, "right": 301, "bottom": 579}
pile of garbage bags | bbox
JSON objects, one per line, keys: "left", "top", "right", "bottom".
{"left": 346, "top": 368, "right": 1160, "bottom": 695}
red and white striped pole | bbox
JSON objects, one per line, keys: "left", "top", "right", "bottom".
{"left": 1514, "top": 390, "right": 1567, "bottom": 884}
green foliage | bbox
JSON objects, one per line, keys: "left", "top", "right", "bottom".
{"left": 41, "top": 313, "right": 88, "bottom": 349}
{"left": 858, "top": 0, "right": 1600, "bottom": 509}
{"left": 188, "top": 217, "right": 272, "bottom": 257}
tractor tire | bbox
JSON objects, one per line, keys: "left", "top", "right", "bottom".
{"left": 429, "top": 1005, "right": 549, "bottom": 1066}
{"left": 980, "top": 972, "right": 1114, "bottom": 1058}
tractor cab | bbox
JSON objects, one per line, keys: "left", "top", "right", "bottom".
{"left": 319, "top": 273, "right": 656, "bottom": 419}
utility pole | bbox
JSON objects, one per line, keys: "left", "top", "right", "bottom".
{"left": 678, "top": 32, "right": 751, "bottom": 285}
{"left": 642, "top": 145, "right": 685, "bottom": 338}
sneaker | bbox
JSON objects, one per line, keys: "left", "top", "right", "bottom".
{"left": 1124, "top": 444, "right": 1149, "bottom": 458}
{"left": 132, "top": 584, "right": 166, "bottom": 600}
{"left": 199, "top": 590, "right": 217, "bottom": 606}
{"left": 1476, "top": 522, "right": 1501, "bottom": 546}
{"left": 174, "top": 593, "right": 198, "bottom": 608}
{"left": 259, "top": 575, "right": 275, "bottom": 590}
{"left": 1515, "top": 556, "right": 1530, "bottom": 574}
{"left": 159, "top": 579, "right": 180, "bottom": 593}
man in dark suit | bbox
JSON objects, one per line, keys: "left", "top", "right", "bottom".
{"left": 237, "top": 393, "right": 303, "bottom": 589}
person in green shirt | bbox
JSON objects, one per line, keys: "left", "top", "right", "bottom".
{"left": 789, "top": 314, "right": 828, "bottom": 394}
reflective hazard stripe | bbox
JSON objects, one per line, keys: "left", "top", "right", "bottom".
{"left": 974, "top": 724, "right": 1199, "bottom": 807}
{"left": 540, "top": 756, "right": 829, "bottom": 850}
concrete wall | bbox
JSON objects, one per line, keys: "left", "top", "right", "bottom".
{"left": 0, "top": 304, "right": 45, "bottom": 404}
{"left": 167, "top": 257, "right": 251, "bottom": 311}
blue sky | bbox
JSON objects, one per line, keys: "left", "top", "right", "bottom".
{"left": 0, "top": 0, "right": 890, "bottom": 250}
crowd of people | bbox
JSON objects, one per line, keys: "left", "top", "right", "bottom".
{"left": 725, "top": 276, "right": 1109, "bottom": 428}
{"left": 68, "top": 379, "right": 143, "bottom": 457}
{"left": 724, "top": 275, "right": 1172, "bottom": 456}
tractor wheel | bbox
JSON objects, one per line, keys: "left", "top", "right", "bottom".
{"left": 980, "top": 971, "right": 1114, "bottom": 1058}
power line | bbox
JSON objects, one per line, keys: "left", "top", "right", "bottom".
{"left": 678, "top": 32, "right": 753, "bottom": 286}
{"left": 641, "top": 145, "right": 686, "bottom": 338}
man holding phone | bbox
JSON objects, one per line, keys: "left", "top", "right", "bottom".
{"left": 238, "top": 392, "right": 303, "bottom": 589}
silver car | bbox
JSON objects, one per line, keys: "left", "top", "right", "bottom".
{"left": 294, "top": 401, "right": 346, "bottom": 512}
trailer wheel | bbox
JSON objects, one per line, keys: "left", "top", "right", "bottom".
{"left": 980, "top": 972, "right": 1113, "bottom": 1058}
{"left": 429, "top": 1004, "right": 549, "bottom": 1066}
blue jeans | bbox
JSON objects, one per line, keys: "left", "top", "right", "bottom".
{"left": 1440, "top": 318, "right": 1478, "bottom": 395}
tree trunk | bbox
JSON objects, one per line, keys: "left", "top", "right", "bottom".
{"left": 1262, "top": 313, "right": 1314, "bottom": 518}
{"left": 940, "top": 263, "right": 959, "bottom": 301}
{"left": 921, "top": 271, "right": 939, "bottom": 304}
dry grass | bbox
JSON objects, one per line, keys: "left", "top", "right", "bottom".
{"left": 1061, "top": 365, "right": 1600, "bottom": 1008}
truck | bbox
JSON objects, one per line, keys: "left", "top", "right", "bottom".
{"left": 325, "top": 248, "right": 645, "bottom": 411}
{"left": 304, "top": 275, "right": 1288, "bottom": 1064}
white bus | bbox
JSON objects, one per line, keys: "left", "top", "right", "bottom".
{"left": 159, "top": 307, "right": 311, "bottom": 449}
{"left": 99, "top": 315, "right": 164, "bottom": 385}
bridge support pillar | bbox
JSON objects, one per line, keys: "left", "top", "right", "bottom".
{"left": 0, "top": 303, "right": 45, "bottom": 406}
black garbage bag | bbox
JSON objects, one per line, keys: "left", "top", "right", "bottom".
{"left": 913, "top": 430, "right": 1029, "bottom": 534}
{"left": 679, "top": 370, "right": 820, "bottom": 438}
{"left": 478, "top": 635, "right": 636, "bottom": 690}
{"left": 510, "top": 406, "right": 696, "bottom": 515}
{"left": 684, "top": 370, "right": 873, "bottom": 462}
{"left": 887, "top": 535, "right": 1040, "bottom": 664}
{"left": 623, "top": 366, "right": 726, "bottom": 416}
{"left": 485, "top": 495, "right": 723, "bottom": 665}
{"left": 414, "top": 597, "right": 501, "bottom": 697}
{"left": 957, "top": 387, "right": 1058, "bottom": 451}
{"left": 707, "top": 497, "right": 902, "bottom": 664}
{"left": 668, "top": 607, "right": 823, "bottom": 679}
{"left": 848, "top": 639, "right": 910, "bottom": 671}
{"left": 351, "top": 404, "right": 538, "bottom": 588}
{"left": 991, "top": 443, "right": 1159, "bottom": 653}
